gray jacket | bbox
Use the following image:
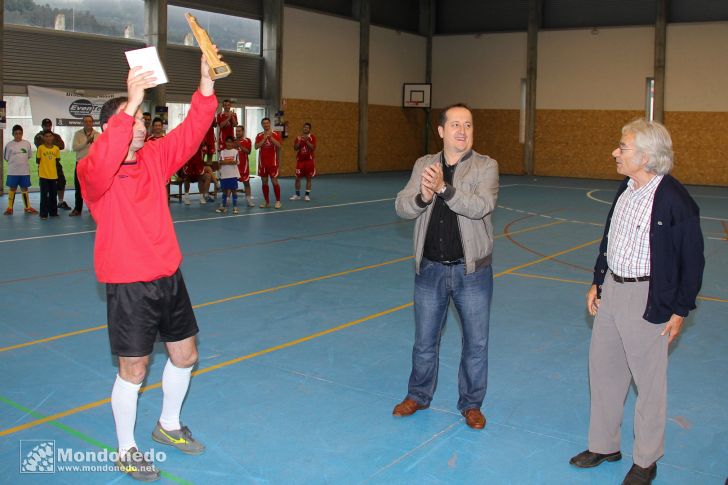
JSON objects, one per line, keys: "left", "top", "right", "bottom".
{"left": 395, "top": 150, "right": 499, "bottom": 274}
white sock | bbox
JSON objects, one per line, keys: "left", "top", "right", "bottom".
{"left": 111, "top": 375, "right": 141, "bottom": 454}
{"left": 159, "top": 359, "right": 193, "bottom": 431}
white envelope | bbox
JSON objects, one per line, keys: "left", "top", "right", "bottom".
{"left": 125, "top": 46, "right": 169, "bottom": 85}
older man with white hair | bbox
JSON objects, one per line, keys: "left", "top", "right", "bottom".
{"left": 569, "top": 119, "right": 704, "bottom": 485}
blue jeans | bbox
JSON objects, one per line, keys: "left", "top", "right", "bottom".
{"left": 407, "top": 258, "right": 493, "bottom": 411}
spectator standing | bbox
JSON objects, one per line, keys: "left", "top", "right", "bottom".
{"left": 70, "top": 115, "right": 100, "bottom": 216}
{"left": 3, "top": 125, "right": 38, "bottom": 215}
{"left": 290, "top": 122, "right": 316, "bottom": 201}
{"left": 36, "top": 130, "right": 61, "bottom": 219}
{"left": 34, "top": 118, "right": 70, "bottom": 210}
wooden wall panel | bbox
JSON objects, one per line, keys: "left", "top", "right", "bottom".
{"left": 428, "top": 108, "right": 524, "bottom": 175}
{"left": 367, "top": 105, "right": 426, "bottom": 172}
{"left": 534, "top": 110, "right": 642, "bottom": 180}
{"left": 664, "top": 112, "right": 728, "bottom": 186}
{"left": 279, "top": 99, "right": 359, "bottom": 176}
{"left": 535, "top": 110, "right": 728, "bottom": 186}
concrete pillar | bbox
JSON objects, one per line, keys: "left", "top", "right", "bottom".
{"left": 1, "top": 0, "right": 4, "bottom": 164}
{"left": 262, "top": 0, "right": 283, "bottom": 117}
{"left": 524, "top": 0, "right": 541, "bottom": 176}
{"left": 145, "top": 0, "right": 167, "bottom": 109}
{"left": 653, "top": 0, "right": 667, "bottom": 123}
{"left": 357, "top": 0, "right": 370, "bottom": 173}
{"left": 420, "top": 0, "right": 435, "bottom": 155}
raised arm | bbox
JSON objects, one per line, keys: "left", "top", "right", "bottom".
{"left": 77, "top": 67, "right": 157, "bottom": 202}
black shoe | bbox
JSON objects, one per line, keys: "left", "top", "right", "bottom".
{"left": 569, "top": 449, "right": 622, "bottom": 468}
{"left": 622, "top": 463, "right": 657, "bottom": 485}
{"left": 59, "top": 201, "right": 72, "bottom": 210}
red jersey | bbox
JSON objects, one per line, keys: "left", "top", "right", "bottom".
{"left": 203, "top": 122, "right": 216, "bottom": 153}
{"left": 235, "top": 137, "right": 252, "bottom": 182}
{"left": 255, "top": 131, "right": 282, "bottom": 166}
{"left": 77, "top": 90, "right": 217, "bottom": 283}
{"left": 183, "top": 144, "right": 205, "bottom": 177}
{"left": 295, "top": 134, "right": 316, "bottom": 162}
{"left": 235, "top": 137, "right": 251, "bottom": 164}
{"left": 216, "top": 111, "right": 237, "bottom": 147}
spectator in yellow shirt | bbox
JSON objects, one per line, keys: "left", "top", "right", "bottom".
{"left": 36, "top": 130, "right": 61, "bottom": 219}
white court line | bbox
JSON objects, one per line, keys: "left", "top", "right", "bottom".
{"left": 587, "top": 189, "right": 728, "bottom": 222}
{"left": 507, "top": 183, "right": 605, "bottom": 191}
{"left": 586, "top": 189, "right": 612, "bottom": 205}
{"left": 497, "top": 205, "right": 603, "bottom": 227}
{"left": 0, "top": 197, "right": 396, "bottom": 244}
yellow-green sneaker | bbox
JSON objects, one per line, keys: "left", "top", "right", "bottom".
{"left": 151, "top": 422, "right": 205, "bottom": 455}
{"left": 115, "top": 447, "right": 160, "bottom": 482}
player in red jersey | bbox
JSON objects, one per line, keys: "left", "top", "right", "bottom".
{"left": 254, "top": 117, "right": 282, "bottom": 208}
{"left": 234, "top": 125, "right": 254, "bottom": 207}
{"left": 77, "top": 52, "right": 218, "bottom": 481}
{"left": 181, "top": 143, "right": 212, "bottom": 205}
{"left": 201, "top": 120, "right": 219, "bottom": 200}
{"left": 215, "top": 99, "right": 237, "bottom": 151}
{"left": 290, "top": 122, "right": 316, "bottom": 201}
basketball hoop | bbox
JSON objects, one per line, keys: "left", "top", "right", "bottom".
{"left": 403, "top": 83, "right": 431, "bottom": 109}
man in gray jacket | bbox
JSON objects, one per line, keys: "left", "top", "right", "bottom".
{"left": 393, "top": 103, "right": 499, "bottom": 429}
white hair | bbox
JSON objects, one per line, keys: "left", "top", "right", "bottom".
{"left": 622, "top": 119, "right": 674, "bottom": 175}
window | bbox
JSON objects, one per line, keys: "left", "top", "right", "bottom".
{"left": 168, "top": 5, "right": 261, "bottom": 55}
{"left": 165, "top": 102, "right": 264, "bottom": 172}
{"left": 645, "top": 78, "right": 655, "bottom": 121}
{"left": 3, "top": 0, "right": 145, "bottom": 40}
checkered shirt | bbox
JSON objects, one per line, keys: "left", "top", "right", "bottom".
{"left": 607, "top": 175, "right": 663, "bottom": 278}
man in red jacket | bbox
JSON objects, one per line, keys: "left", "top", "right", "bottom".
{"left": 77, "top": 54, "right": 218, "bottom": 482}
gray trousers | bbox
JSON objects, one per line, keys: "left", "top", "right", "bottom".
{"left": 588, "top": 272, "right": 668, "bottom": 467}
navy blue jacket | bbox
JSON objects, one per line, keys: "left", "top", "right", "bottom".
{"left": 593, "top": 175, "right": 705, "bottom": 324}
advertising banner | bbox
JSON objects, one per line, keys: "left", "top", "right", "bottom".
{"left": 27, "top": 86, "right": 124, "bottom": 127}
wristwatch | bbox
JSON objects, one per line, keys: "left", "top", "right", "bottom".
{"left": 437, "top": 184, "right": 447, "bottom": 195}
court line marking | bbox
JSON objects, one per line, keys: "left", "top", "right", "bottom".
{"left": 0, "top": 218, "right": 564, "bottom": 354}
{"left": 0, "top": 395, "right": 193, "bottom": 485}
{"left": 0, "top": 219, "right": 410, "bottom": 286}
{"left": 0, "top": 256, "right": 412, "bottom": 354}
{"left": 0, "top": 197, "right": 396, "bottom": 244}
{"left": 587, "top": 189, "right": 728, "bottom": 222}
{"left": 509, "top": 272, "right": 728, "bottom": 303}
{"left": 0, "top": 236, "right": 602, "bottom": 437}
{"left": 494, "top": 238, "right": 602, "bottom": 277}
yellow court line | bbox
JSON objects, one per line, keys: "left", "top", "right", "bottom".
{"left": 0, "top": 235, "right": 602, "bottom": 437}
{"left": 495, "top": 238, "right": 602, "bottom": 277}
{"left": 0, "top": 219, "right": 565, "bottom": 354}
{"left": 509, "top": 272, "right": 590, "bottom": 285}
{"left": 0, "top": 303, "right": 413, "bottom": 437}
{"left": 509, "top": 271, "right": 728, "bottom": 303}
{"left": 0, "top": 256, "right": 413, "bottom": 354}
{"left": 0, "top": 325, "right": 109, "bottom": 353}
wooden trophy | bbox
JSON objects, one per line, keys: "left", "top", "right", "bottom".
{"left": 185, "top": 13, "right": 231, "bottom": 80}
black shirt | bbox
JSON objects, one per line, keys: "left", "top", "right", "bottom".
{"left": 423, "top": 154, "right": 464, "bottom": 262}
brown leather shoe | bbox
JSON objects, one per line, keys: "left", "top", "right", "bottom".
{"left": 392, "top": 398, "right": 428, "bottom": 417}
{"left": 462, "top": 408, "right": 486, "bottom": 429}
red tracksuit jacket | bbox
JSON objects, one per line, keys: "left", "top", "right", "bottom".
{"left": 78, "top": 90, "right": 217, "bottom": 283}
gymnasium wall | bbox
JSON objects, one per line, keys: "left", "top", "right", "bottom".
{"left": 536, "top": 23, "right": 728, "bottom": 185}
{"left": 432, "top": 32, "right": 527, "bottom": 174}
{"left": 281, "top": 7, "right": 727, "bottom": 185}
{"left": 281, "top": 7, "right": 427, "bottom": 175}
{"left": 663, "top": 22, "right": 728, "bottom": 186}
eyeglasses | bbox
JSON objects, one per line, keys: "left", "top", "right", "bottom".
{"left": 616, "top": 145, "right": 634, "bottom": 153}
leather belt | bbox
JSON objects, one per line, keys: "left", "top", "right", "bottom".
{"left": 611, "top": 273, "right": 650, "bottom": 283}
{"left": 439, "top": 259, "right": 464, "bottom": 266}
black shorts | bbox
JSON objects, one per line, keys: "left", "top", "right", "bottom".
{"left": 106, "top": 269, "right": 199, "bottom": 357}
{"left": 56, "top": 162, "right": 66, "bottom": 191}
